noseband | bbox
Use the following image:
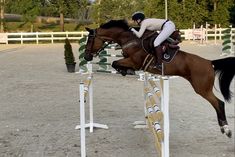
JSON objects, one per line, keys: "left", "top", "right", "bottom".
{"left": 86, "top": 29, "right": 112, "bottom": 57}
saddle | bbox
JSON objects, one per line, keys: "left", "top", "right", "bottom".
{"left": 142, "top": 30, "right": 181, "bottom": 63}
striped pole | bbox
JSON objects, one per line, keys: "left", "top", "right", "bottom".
{"left": 221, "top": 26, "right": 234, "bottom": 56}
{"left": 78, "top": 37, "right": 88, "bottom": 73}
{"left": 134, "top": 73, "right": 172, "bottom": 157}
{"left": 78, "top": 37, "right": 124, "bottom": 74}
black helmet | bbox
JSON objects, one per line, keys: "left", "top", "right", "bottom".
{"left": 132, "top": 12, "right": 145, "bottom": 21}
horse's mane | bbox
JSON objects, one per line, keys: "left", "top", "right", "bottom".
{"left": 100, "top": 20, "right": 129, "bottom": 31}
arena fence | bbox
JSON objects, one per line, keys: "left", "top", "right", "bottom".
{"left": 0, "top": 27, "right": 234, "bottom": 44}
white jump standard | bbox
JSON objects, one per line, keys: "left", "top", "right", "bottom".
{"left": 76, "top": 74, "right": 108, "bottom": 157}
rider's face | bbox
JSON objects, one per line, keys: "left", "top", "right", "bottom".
{"left": 134, "top": 20, "right": 141, "bottom": 26}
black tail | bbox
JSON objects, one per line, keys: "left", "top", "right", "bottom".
{"left": 212, "top": 57, "right": 235, "bottom": 102}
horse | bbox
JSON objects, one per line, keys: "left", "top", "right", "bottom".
{"left": 84, "top": 19, "right": 235, "bottom": 138}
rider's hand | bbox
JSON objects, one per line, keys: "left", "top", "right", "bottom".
{"left": 128, "top": 27, "right": 133, "bottom": 31}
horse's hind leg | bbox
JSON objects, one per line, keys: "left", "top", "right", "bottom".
{"left": 190, "top": 76, "right": 232, "bottom": 138}
{"left": 202, "top": 92, "right": 232, "bottom": 138}
{"left": 216, "top": 99, "right": 231, "bottom": 137}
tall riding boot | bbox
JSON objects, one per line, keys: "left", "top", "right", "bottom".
{"left": 154, "top": 46, "right": 163, "bottom": 69}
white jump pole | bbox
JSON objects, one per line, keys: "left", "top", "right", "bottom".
{"left": 79, "top": 83, "right": 86, "bottom": 157}
{"left": 133, "top": 72, "right": 150, "bottom": 128}
{"left": 161, "top": 77, "right": 170, "bottom": 157}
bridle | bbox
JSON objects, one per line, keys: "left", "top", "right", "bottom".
{"left": 86, "top": 29, "right": 113, "bottom": 57}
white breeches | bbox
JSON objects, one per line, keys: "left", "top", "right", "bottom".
{"left": 153, "top": 21, "right": 175, "bottom": 47}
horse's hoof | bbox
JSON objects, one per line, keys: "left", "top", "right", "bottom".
{"left": 220, "top": 127, "right": 225, "bottom": 134}
{"left": 226, "top": 130, "right": 232, "bottom": 138}
{"left": 221, "top": 125, "right": 232, "bottom": 138}
{"left": 120, "top": 70, "right": 127, "bottom": 76}
{"left": 126, "top": 69, "right": 135, "bottom": 75}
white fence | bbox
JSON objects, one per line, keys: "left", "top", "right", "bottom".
{"left": 0, "top": 31, "right": 88, "bottom": 44}
{"left": 181, "top": 27, "right": 235, "bottom": 43}
{"left": 0, "top": 28, "right": 234, "bottom": 44}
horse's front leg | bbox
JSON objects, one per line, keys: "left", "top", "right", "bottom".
{"left": 112, "top": 57, "right": 136, "bottom": 76}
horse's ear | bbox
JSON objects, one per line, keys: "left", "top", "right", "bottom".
{"left": 85, "top": 27, "right": 92, "bottom": 32}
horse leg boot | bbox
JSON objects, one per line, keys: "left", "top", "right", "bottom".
{"left": 153, "top": 46, "right": 163, "bottom": 69}
{"left": 217, "top": 99, "right": 232, "bottom": 137}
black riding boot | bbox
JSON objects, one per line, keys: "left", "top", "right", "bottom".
{"left": 153, "top": 46, "right": 163, "bottom": 69}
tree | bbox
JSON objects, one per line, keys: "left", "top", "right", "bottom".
{"left": 168, "top": 0, "right": 185, "bottom": 28}
{"left": 229, "top": 4, "right": 235, "bottom": 26}
{"left": 212, "top": 2, "right": 229, "bottom": 26}
{"left": 48, "top": 0, "right": 81, "bottom": 31}
{"left": 144, "top": 0, "right": 165, "bottom": 19}
{"left": 0, "top": 0, "right": 4, "bottom": 32}
{"left": 77, "top": 0, "right": 92, "bottom": 24}
{"left": 21, "top": 0, "right": 40, "bottom": 32}
{"left": 5, "top": 0, "right": 40, "bottom": 32}
{"left": 91, "top": 0, "right": 144, "bottom": 25}
{"left": 3, "top": 0, "right": 235, "bottom": 31}
{"left": 175, "top": 0, "right": 209, "bottom": 28}
{"left": 208, "top": 0, "right": 234, "bottom": 27}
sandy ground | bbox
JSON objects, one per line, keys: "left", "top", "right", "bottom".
{"left": 0, "top": 42, "right": 234, "bottom": 157}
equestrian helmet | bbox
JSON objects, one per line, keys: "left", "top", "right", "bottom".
{"left": 132, "top": 12, "right": 145, "bottom": 21}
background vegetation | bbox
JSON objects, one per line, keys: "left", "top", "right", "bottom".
{"left": 0, "top": 0, "right": 235, "bottom": 32}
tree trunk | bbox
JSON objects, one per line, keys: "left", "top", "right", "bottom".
{"left": 60, "top": 12, "right": 64, "bottom": 32}
{"left": 182, "top": 0, "right": 185, "bottom": 11}
{"left": 30, "top": 24, "right": 34, "bottom": 32}
{"left": 0, "top": 0, "right": 4, "bottom": 33}
{"left": 214, "top": 0, "right": 217, "bottom": 11}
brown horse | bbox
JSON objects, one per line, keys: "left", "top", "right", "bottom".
{"left": 84, "top": 20, "right": 235, "bottom": 138}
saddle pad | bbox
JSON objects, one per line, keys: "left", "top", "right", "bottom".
{"left": 162, "top": 45, "right": 179, "bottom": 63}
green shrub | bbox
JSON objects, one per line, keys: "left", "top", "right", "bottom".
{"left": 64, "top": 38, "right": 75, "bottom": 64}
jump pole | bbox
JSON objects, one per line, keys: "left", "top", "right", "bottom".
{"left": 79, "top": 82, "right": 86, "bottom": 157}
{"left": 161, "top": 77, "right": 170, "bottom": 157}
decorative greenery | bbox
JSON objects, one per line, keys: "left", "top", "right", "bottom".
{"left": 3, "top": 0, "right": 235, "bottom": 30}
{"left": 90, "top": 0, "right": 235, "bottom": 28}
{"left": 64, "top": 38, "right": 75, "bottom": 64}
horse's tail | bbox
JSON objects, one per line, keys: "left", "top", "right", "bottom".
{"left": 212, "top": 57, "right": 235, "bottom": 102}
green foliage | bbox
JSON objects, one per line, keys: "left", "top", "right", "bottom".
{"left": 22, "top": 0, "right": 40, "bottom": 24}
{"left": 171, "top": 0, "right": 209, "bottom": 28}
{"left": 210, "top": 1, "right": 231, "bottom": 27}
{"left": 144, "top": 0, "right": 165, "bottom": 18}
{"left": 5, "top": 0, "right": 40, "bottom": 31}
{"left": 5, "top": 0, "right": 90, "bottom": 32}
{"left": 3, "top": 0, "right": 235, "bottom": 30}
{"left": 64, "top": 38, "right": 75, "bottom": 64}
{"left": 90, "top": 0, "right": 234, "bottom": 28}
{"left": 91, "top": 0, "right": 144, "bottom": 25}
{"left": 229, "top": 3, "right": 235, "bottom": 26}
{"left": 47, "top": 0, "right": 87, "bottom": 18}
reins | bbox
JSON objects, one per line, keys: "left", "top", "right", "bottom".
{"left": 94, "top": 41, "right": 113, "bottom": 57}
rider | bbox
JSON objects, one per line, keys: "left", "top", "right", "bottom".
{"left": 130, "top": 11, "right": 176, "bottom": 69}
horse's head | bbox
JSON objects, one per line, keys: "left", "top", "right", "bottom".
{"left": 84, "top": 20, "right": 130, "bottom": 61}
{"left": 84, "top": 27, "right": 112, "bottom": 61}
